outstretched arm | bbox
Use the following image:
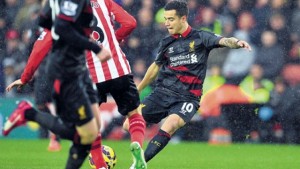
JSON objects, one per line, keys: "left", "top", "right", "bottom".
{"left": 219, "top": 37, "right": 252, "bottom": 51}
{"left": 137, "top": 62, "right": 160, "bottom": 92}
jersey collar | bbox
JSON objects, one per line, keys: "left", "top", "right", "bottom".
{"left": 172, "top": 26, "right": 192, "bottom": 39}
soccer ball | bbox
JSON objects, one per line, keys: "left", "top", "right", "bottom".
{"left": 88, "top": 145, "right": 117, "bottom": 169}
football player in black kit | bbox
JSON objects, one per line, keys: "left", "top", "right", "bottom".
{"left": 2, "top": 0, "right": 111, "bottom": 168}
{"left": 125, "top": 0, "right": 252, "bottom": 166}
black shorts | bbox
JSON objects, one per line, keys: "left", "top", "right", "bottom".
{"left": 96, "top": 74, "right": 140, "bottom": 116}
{"left": 53, "top": 70, "right": 96, "bottom": 126}
{"left": 34, "top": 62, "right": 98, "bottom": 106}
{"left": 141, "top": 87, "right": 199, "bottom": 124}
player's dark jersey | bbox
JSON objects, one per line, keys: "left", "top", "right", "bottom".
{"left": 39, "top": 0, "right": 98, "bottom": 78}
{"left": 155, "top": 26, "right": 223, "bottom": 99}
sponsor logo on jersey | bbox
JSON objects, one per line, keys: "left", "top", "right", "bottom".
{"left": 61, "top": 1, "right": 78, "bottom": 16}
{"left": 168, "top": 47, "right": 174, "bottom": 53}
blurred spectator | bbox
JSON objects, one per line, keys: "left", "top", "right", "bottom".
{"left": 1, "top": 29, "right": 27, "bottom": 78}
{"left": 200, "top": 84, "right": 251, "bottom": 141}
{"left": 222, "top": 0, "right": 242, "bottom": 29}
{"left": 13, "top": 0, "right": 40, "bottom": 31}
{"left": 261, "top": 76, "right": 300, "bottom": 144}
{"left": 255, "top": 30, "right": 285, "bottom": 80}
{"left": 275, "top": 84, "right": 300, "bottom": 144}
{"left": 3, "top": 58, "right": 17, "bottom": 97}
{"left": 270, "top": 0, "right": 291, "bottom": 19}
{"left": 291, "top": 0, "right": 300, "bottom": 42}
{"left": 128, "top": 7, "right": 156, "bottom": 66}
{"left": 288, "top": 41, "right": 300, "bottom": 63}
{"left": 267, "top": 13, "right": 291, "bottom": 53}
{"left": 222, "top": 12, "right": 256, "bottom": 84}
{"left": 257, "top": 77, "right": 287, "bottom": 143}
{"left": 239, "top": 64, "right": 274, "bottom": 104}
{"left": 120, "top": 0, "right": 140, "bottom": 17}
{"left": 251, "top": 0, "right": 271, "bottom": 45}
{"left": 0, "top": 16, "right": 7, "bottom": 52}
{"left": 202, "top": 65, "right": 225, "bottom": 96}
{"left": 206, "top": 0, "right": 225, "bottom": 14}
{"left": 196, "top": 6, "right": 222, "bottom": 35}
{"left": 187, "top": 0, "right": 199, "bottom": 27}
{"left": 4, "top": 0, "right": 21, "bottom": 29}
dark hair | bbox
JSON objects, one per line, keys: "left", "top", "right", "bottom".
{"left": 164, "top": 0, "right": 189, "bottom": 17}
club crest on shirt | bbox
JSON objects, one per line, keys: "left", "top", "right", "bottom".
{"left": 189, "top": 40, "right": 195, "bottom": 52}
{"left": 61, "top": 1, "right": 78, "bottom": 16}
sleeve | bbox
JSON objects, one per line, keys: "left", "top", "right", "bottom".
{"left": 21, "top": 29, "right": 53, "bottom": 84}
{"left": 154, "top": 41, "right": 167, "bottom": 65}
{"left": 54, "top": 19, "right": 101, "bottom": 54}
{"left": 199, "top": 31, "right": 223, "bottom": 49}
{"left": 109, "top": 0, "right": 137, "bottom": 41}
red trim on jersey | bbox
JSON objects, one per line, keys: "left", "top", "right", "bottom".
{"left": 86, "top": 51, "right": 98, "bottom": 82}
{"left": 58, "top": 14, "right": 74, "bottom": 22}
{"left": 189, "top": 89, "right": 202, "bottom": 96}
{"left": 21, "top": 29, "right": 52, "bottom": 84}
{"left": 172, "top": 26, "right": 192, "bottom": 39}
{"left": 176, "top": 75, "right": 202, "bottom": 84}
{"left": 94, "top": 1, "right": 125, "bottom": 78}
{"left": 54, "top": 79, "right": 61, "bottom": 94}
{"left": 168, "top": 65, "right": 189, "bottom": 71}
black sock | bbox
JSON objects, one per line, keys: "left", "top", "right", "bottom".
{"left": 144, "top": 129, "right": 171, "bottom": 162}
{"left": 37, "top": 105, "right": 61, "bottom": 142}
{"left": 66, "top": 143, "right": 91, "bottom": 169}
{"left": 25, "top": 109, "right": 80, "bottom": 143}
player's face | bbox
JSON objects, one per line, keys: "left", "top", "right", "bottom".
{"left": 164, "top": 10, "right": 186, "bottom": 35}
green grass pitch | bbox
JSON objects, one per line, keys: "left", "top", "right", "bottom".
{"left": 0, "top": 139, "right": 299, "bottom": 169}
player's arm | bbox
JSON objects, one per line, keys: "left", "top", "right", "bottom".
{"left": 6, "top": 29, "right": 53, "bottom": 92}
{"left": 137, "top": 62, "right": 160, "bottom": 93}
{"left": 110, "top": 0, "right": 137, "bottom": 42}
{"left": 219, "top": 37, "right": 252, "bottom": 51}
{"left": 54, "top": 19, "right": 111, "bottom": 62}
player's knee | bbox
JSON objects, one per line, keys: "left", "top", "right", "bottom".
{"left": 80, "top": 131, "right": 98, "bottom": 145}
{"left": 122, "top": 119, "right": 129, "bottom": 131}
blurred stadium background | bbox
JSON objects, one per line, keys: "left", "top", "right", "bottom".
{"left": 1, "top": 0, "right": 300, "bottom": 168}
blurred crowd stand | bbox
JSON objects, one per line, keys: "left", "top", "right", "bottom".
{"left": 1, "top": 0, "right": 300, "bottom": 144}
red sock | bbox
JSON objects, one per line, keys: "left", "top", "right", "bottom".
{"left": 90, "top": 134, "right": 107, "bottom": 169}
{"left": 129, "top": 113, "right": 146, "bottom": 147}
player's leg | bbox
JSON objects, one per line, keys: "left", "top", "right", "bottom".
{"left": 144, "top": 114, "right": 185, "bottom": 162}
{"left": 108, "top": 75, "right": 147, "bottom": 169}
{"left": 86, "top": 74, "right": 108, "bottom": 169}
{"left": 56, "top": 77, "right": 101, "bottom": 169}
{"left": 143, "top": 91, "right": 199, "bottom": 162}
{"left": 34, "top": 66, "right": 62, "bottom": 151}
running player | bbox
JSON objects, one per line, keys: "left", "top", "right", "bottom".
{"left": 5, "top": 0, "right": 147, "bottom": 168}
{"left": 88, "top": 1, "right": 147, "bottom": 168}
{"left": 126, "top": 0, "right": 252, "bottom": 166}
{"left": 3, "top": 0, "right": 111, "bottom": 168}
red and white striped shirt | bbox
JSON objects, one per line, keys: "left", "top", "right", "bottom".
{"left": 86, "top": 0, "right": 136, "bottom": 83}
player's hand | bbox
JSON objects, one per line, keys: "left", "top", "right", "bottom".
{"left": 237, "top": 40, "right": 252, "bottom": 51}
{"left": 96, "top": 47, "right": 111, "bottom": 62}
{"left": 6, "top": 79, "right": 24, "bottom": 92}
